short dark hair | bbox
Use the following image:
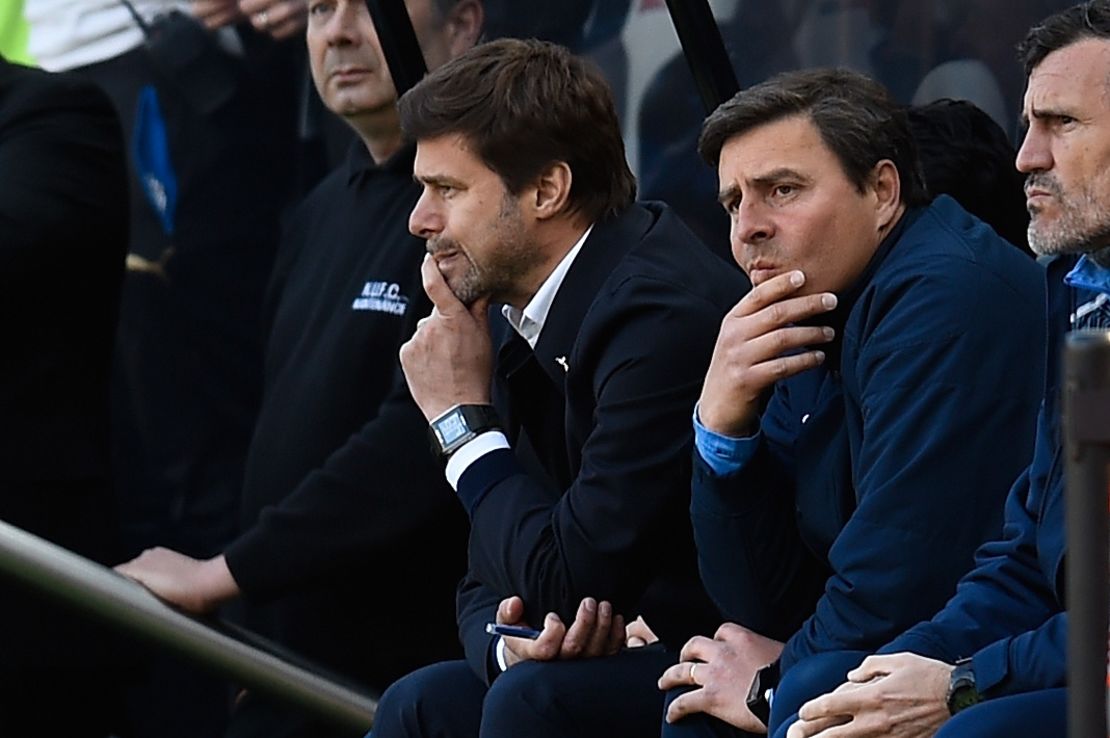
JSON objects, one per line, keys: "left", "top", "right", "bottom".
{"left": 698, "top": 68, "right": 929, "bottom": 207}
{"left": 908, "top": 99, "right": 1031, "bottom": 255}
{"left": 398, "top": 38, "right": 636, "bottom": 222}
{"left": 1018, "top": 0, "right": 1110, "bottom": 75}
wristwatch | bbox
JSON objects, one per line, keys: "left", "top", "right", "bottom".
{"left": 946, "top": 658, "right": 982, "bottom": 715}
{"left": 428, "top": 404, "right": 502, "bottom": 459}
{"left": 746, "top": 659, "right": 780, "bottom": 728}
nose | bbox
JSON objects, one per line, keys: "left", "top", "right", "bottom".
{"left": 729, "top": 199, "right": 774, "bottom": 258}
{"left": 323, "top": 1, "right": 365, "bottom": 45}
{"left": 408, "top": 189, "right": 442, "bottom": 239}
{"left": 1016, "top": 123, "right": 1052, "bottom": 175}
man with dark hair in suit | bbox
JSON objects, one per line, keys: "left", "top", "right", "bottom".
{"left": 369, "top": 37, "right": 748, "bottom": 738}
{"left": 0, "top": 55, "right": 129, "bottom": 736}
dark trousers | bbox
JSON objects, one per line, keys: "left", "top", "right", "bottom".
{"left": 935, "top": 689, "right": 1065, "bottom": 737}
{"left": 370, "top": 645, "right": 677, "bottom": 738}
{"left": 768, "top": 651, "right": 870, "bottom": 737}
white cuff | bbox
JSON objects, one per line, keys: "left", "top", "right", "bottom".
{"left": 445, "top": 431, "right": 511, "bottom": 490}
{"left": 495, "top": 635, "right": 509, "bottom": 672}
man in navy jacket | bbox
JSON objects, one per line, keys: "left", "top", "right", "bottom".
{"left": 656, "top": 69, "right": 1046, "bottom": 736}
{"left": 372, "top": 38, "right": 748, "bottom": 738}
{"left": 784, "top": 3, "right": 1110, "bottom": 737}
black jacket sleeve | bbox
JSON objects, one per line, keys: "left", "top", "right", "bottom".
{"left": 224, "top": 293, "right": 466, "bottom": 599}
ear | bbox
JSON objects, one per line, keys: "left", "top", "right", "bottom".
{"left": 869, "top": 159, "right": 902, "bottom": 232}
{"left": 530, "top": 161, "right": 573, "bottom": 221}
{"left": 445, "top": 0, "right": 484, "bottom": 57}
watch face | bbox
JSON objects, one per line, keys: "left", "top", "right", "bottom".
{"left": 434, "top": 411, "right": 469, "bottom": 447}
{"left": 950, "top": 684, "right": 981, "bottom": 713}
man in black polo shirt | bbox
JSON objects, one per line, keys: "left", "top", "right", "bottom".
{"left": 118, "top": 2, "right": 484, "bottom": 736}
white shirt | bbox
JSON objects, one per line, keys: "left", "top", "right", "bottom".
{"left": 444, "top": 225, "right": 592, "bottom": 488}
{"left": 24, "top": 0, "right": 240, "bottom": 72}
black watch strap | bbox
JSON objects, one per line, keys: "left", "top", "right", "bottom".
{"left": 428, "top": 404, "right": 502, "bottom": 459}
{"left": 946, "top": 658, "right": 981, "bottom": 715}
{"left": 745, "top": 659, "right": 780, "bottom": 727}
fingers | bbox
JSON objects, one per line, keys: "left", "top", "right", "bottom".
{"left": 583, "top": 600, "right": 614, "bottom": 657}
{"left": 658, "top": 658, "right": 703, "bottom": 691}
{"left": 558, "top": 598, "right": 622, "bottom": 659}
{"left": 559, "top": 598, "right": 599, "bottom": 659}
{"left": 625, "top": 615, "right": 658, "bottom": 648}
{"left": 664, "top": 685, "right": 709, "bottom": 724}
{"left": 787, "top": 714, "right": 853, "bottom": 738}
{"left": 505, "top": 611, "right": 564, "bottom": 664}
{"left": 846, "top": 654, "right": 895, "bottom": 683}
{"left": 192, "top": 0, "right": 242, "bottom": 28}
{"left": 607, "top": 613, "right": 626, "bottom": 655}
{"left": 739, "top": 293, "right": 839, "bottom": 341}
{"left": 496, "top": 596, "right": 525, "bottom": 626}
{"left": 678, "top": 635, "right": 716, "bottom": 664}
{"left": 730, "top": 270, "right": 835, "bottom": 320}
{"left": 245, "top": 0, "right": 307, "bottom": 38}
{"left": 798, "top": 688, "right": 868, "bottom": 722}
{"left": 421, "top": 254, "right": 466, "bottom": 314}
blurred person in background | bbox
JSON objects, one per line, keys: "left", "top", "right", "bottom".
{"left": 119, "top": 2, "right": 484, "bottom": 736}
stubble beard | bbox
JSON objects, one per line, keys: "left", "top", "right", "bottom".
{"left": 1027, "top": 173, "right": 1110, "bottom": 264}
{"left": 439, "top": 193, "right": 538, "bottom": 306}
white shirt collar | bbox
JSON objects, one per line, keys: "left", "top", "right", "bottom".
{"left": 502, "top": 224, "right": 593, "bottom": 349}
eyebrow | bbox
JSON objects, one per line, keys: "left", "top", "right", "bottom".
{"left": 413, "top": 173, "right": 466, "bottom": 189}
{"left": 1021, "top": 105, "right": 1075, "bottom": 127}
{"left": 717, "top": 167, "right": 809, "bottom": 204}
{"left": 717, "top": 183, "right": 742, "bottom": 205}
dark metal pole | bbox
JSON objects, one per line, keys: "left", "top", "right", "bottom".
{"left": 1063, "top": 329, "right": 1110, "bottom": 738}
{"left": 0, "top": 520, "right": 377, "bottom": 731}
{"left": 663, "top": 0, "right": 739, "bottom": 115}
{"left": 365, "top": 0, "right": 428, "bottom": 98}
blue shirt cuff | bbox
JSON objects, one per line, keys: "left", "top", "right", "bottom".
{"left": 693, "top": 404, "right": 761, "bottom": 477}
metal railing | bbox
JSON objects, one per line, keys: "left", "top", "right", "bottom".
{"left": 1063, "top": 329, "right": 1110, "bottom": 738}
{"left": 0, "top": 519, "right": 377, "bottom": 732}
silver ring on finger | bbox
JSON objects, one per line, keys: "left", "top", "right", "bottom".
{"left": 256, "top": 10, "right": 270, "bottom": 28}
{"left": 690, "top": 662, "right": 699, "bottom": 684}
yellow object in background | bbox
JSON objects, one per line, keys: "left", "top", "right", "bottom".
{"left": 0, "top": 0, "right": 34, "bottom": 65}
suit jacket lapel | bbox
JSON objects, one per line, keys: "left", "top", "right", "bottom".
{"left": 532, "top": 204, "right": 655, "bottom": 385}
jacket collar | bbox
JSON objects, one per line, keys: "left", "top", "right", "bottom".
{"left": 527, "top": 203, "right": 656, "bottom": 386}
{"left": 345, "top": 138, "right": 415, "bottom": 185}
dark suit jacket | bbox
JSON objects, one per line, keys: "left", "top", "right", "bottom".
{"left": 0, "top": 57, "right": 127, "bottom": 561}
{"left": 881, "top": 254, "right": 1075, "bottom": 699}
{"left": 0, "top": 59, "right": 127, "bottom": 680}
{"left": 0, "top": 59, "right": 127, "bottom": 492}
{"left": 454, "top": 202, "right": 749, "bottom": 683}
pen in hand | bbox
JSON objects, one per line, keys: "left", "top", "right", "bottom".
{"left": 485, "top": 622, "right": 542, "bottom": 640}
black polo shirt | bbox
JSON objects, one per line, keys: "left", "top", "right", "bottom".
{"left": 224, "top": 140, "right": 466, "bottom": 697}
